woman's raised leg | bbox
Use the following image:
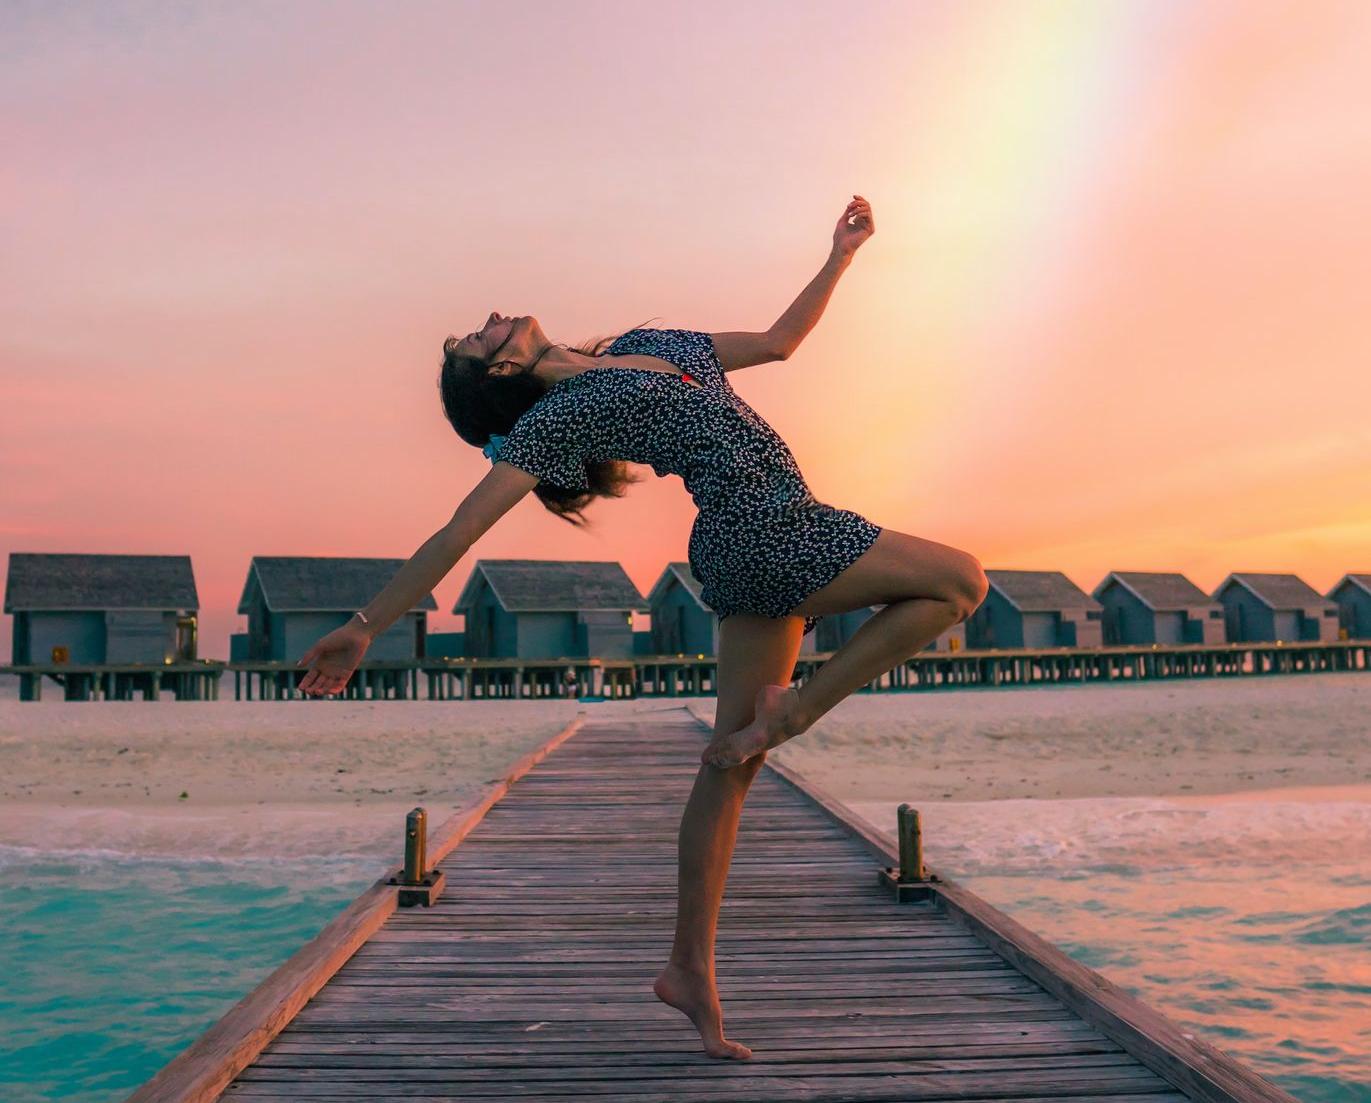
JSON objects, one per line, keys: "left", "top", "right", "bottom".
{"left": 653, "top": 612, "right": 805, "bottom": 1059}
{"left": 701, "top": 528, "right": 988, "bottom": 768}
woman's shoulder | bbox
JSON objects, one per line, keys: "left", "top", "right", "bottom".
{"left": 609, "top": 326, "right": 716, "bottom": 360}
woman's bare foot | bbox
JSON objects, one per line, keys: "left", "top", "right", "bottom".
{"left": 652, "top": 961, "right": 752, "bottom": 1059}
{"left": 700, "top": 684, "right": 803, "bottom": 769}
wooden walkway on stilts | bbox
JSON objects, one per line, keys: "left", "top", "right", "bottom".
{"left": 129, "top": 708, "right": 1297, "bottom": 1103}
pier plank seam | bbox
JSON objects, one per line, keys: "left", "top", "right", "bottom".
{"left": 131, "top": 708, "right": 1294, "bottom": 1103}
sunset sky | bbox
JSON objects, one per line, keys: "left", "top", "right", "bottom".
{"left": 3, "top": 0, "right": 1369, "bottom": 659}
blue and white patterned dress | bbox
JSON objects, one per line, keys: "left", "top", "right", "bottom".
{"left": 493, "top": 327, "right": 882, "bottom": 637}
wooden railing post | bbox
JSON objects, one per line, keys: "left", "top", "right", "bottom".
{"left": 897, "top": 803, "right": 925, "bottom": 882}
{"left": 879, "top": 802, "right": 937, "bottom": 902}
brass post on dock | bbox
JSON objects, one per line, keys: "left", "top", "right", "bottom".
{"left": 386, "top": 806, "right": 446, "bottom": 907}
{"left": 879, "top": 803, "right": 938, "bottom": 902}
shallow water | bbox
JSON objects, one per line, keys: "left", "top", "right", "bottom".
{"left": 0, "top": 851, "right": 378, "bottom": 1102}
{"left": 850, "top": 785, "right": 1371, "bottom": 1102}
{"left": 2, "top": 788, "right": 1367, "bottom": 1102}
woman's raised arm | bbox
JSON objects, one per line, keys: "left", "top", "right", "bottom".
{"left": 297, "top": 463, "right": 538, "bottom": 696}
{"left": 714, "top": 195, "right": 874, "bottom": 372}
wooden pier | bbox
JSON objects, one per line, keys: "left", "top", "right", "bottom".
{"left": 12, "top": 639, "right": 1362, "bottom": 704}
{"left": 127, "top": 710, "right": 1296, "bottom": 1103}
{"left": 2, "top": 661, "right": 225, "bottom": 702}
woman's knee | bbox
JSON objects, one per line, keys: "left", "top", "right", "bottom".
{"left": 946, "top": 552, "right": 988, "bottom": 621}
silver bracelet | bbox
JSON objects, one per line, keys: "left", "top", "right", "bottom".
{"left": 353, "top": 611, "right": 370, "bottom": 626}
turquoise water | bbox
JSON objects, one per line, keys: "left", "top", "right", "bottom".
{"left": 4, "top": 792, "right": 1368, "bottom": 1102}
{"left": 0, "top": 851, "right": 377, "bottom": 1103}
{"left": 854, "top": 787, "right": 1371, "bottom": 1102}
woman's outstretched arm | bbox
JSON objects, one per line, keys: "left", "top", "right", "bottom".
{"left": 297, "top": 463, "right": 539, "bottom": 696}
{"left": 712, "top": 194, "right": 874, "bottom": 372}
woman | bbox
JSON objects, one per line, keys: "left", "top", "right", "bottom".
{"left": 297, "top": 195, "right": 989, "bottom": 1060}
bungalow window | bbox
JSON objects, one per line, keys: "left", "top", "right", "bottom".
{"left": 1085, "top": 610, "right": 1102, "bottom": 620}
{"left": 1209, "top": 610, "right": 1222, "bottom": 618}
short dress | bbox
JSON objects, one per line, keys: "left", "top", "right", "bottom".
{"left": 493, "top": 327, "right": 883, "bottom": 637}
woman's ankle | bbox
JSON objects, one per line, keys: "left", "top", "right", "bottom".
{"left": 781, "top": 686, "right": 811, "bottom": 739}
{"left": 665, "top": 954, "right": 713, "bottom": 977}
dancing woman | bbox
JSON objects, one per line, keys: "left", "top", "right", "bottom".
{"left": 297, "top": 195, "right": 989, "bottom": 1059}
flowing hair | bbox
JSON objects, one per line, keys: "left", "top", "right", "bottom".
{"left": 438, "top": 318, "right": 659, "bottom": 527}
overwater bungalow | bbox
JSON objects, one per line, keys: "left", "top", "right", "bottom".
{"left": 4, "top": 552, "right": 199, "bottom": 667}
{"left": 964, "top": 569, "right": 1103, "bottom": 649}
{"left": 1327, "top": 572, "right": 1371, "bottom": 640}
{"left": 929, "top": 620, "right": 967, "bottom": 652}
{"left": 1092, "top": 570, "right": 1226, "bottom": 646}
{"left": 812, "top": 607, "right": 964, "bottom": 653}
{"left": 645, "top": 562, "right": 721, "bottom": 656}
{"left": 813, "top": 607, "right": 875, "bottom": 652}
{"left": 454, "top": 559, "right": 648, "bottom": 660}
{"left": 1212, "top": 571, "right": 1341, "bottom": 643}
{"left": 234, "top": 556, "right": 437, "bottom": 662}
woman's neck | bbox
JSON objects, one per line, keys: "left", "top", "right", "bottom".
{"left": 534, "top": 344, "right": 601, "bottom": 387}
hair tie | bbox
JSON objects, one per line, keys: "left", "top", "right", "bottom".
{"left": 482, "top": 433, "right": 508, "bottom": 463}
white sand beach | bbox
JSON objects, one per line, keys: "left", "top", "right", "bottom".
{"left": 1, "top": 673, "right": 1367, "bottom": 864}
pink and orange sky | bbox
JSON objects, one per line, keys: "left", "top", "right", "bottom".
{"left": 2, "top": 1, "right": 1369, "bottom": 660}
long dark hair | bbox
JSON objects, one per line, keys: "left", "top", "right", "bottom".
{"left": 438, "top": 318, "right": 659, "bottom": 527}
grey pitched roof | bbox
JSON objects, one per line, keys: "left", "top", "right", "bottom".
{"left": 4, "top": 553, "right": 198, "bottom": 612}
{"left": 238, "top": 556, "right": 438, "bottom": 613}
{"left": 1217, "top": 572, "right": 1328, "bottom": 610}
{"left": 987, "top": 570, "right": 1100, "bottom": 612}
{"left": 453, "top": 559, "right": 648, "bottom": 613}
{"left": 647, "top": 561, "right": 707, "bottom": 608}
{"left": 1329, "top": 572, "right": 1371, "bottom": 598}
{"left": 1094, "top": 571, "right": 1217, "bottom": 610}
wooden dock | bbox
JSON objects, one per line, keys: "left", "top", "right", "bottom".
{"left": 128, "top": 709, "right": 1296, "bottom": 1103}
{"left": 6, "top": 639, "right": 1368, "bottom": 702}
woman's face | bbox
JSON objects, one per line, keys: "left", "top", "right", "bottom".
{"left": 455, "top": 312, "right": 540, "bottom": 373}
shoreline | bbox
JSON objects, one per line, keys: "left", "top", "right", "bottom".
{"left": 3, "top": 675, "right": 1366, "bottom": 861}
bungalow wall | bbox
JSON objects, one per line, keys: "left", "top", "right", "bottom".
{"left": 1097, "top": 586, "right": 1156, "bottom": 645}
{"left": 965, "top": 590, "right": 1021, "bottom": 649}
{"left": 1143, "top": 610, "right": 1187, "bottom": 645}
{"left": 1022, "top": 611, "right": 1060, "bottom": 649}
{"left": 17, "top": 611, "right": 106, "bottom": 664}
{"left": 266, "top": 610, "right": 423, "bottom": 662}
{"left": 1191, "top": 609, "right": 1226, "bottom": 644}
{"left": 1064, "top": 611, "right": 1103, "bottom": 647}
{"left": 1220, "top": 587, "right": 1276, "bottom": 642}
{"left": 927, "top": 622, "right": 966, "bottom": 652}
{"left": 650, "top": 588, "right": 717, "bottom": 655}
{"left": 579, "top": 610, "right": 635, "bottom": 659}
{"left": 1333, "top": 585, "right": 1371, "bottom": 639}
{"left": 815, "top": 609, "right": 877, "bottom": 652}
{"left": 1273, "top": 610, "right": 1301, "bottom": 642}
{"left": 106, "top": 610, "right": 178, "bottom": 663}
{"left": 1304, "top": 607, "right": 1340, "bottom": 642}
{"left": 515, "top": 611, "right": 580, "bottom": 660}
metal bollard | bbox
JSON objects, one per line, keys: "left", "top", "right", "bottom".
{"left": 403, "top": 807, "right": 427, "bottom": 885}
{"left": 387, "top": 805, "right": 445, "bottom": 907}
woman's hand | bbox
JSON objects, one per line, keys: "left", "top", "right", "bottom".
{"left": 297, "top": 623, "right": 371, "bottom": 697}
{"left": 832, "top": 194, "right": 875, "bottom": 258}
